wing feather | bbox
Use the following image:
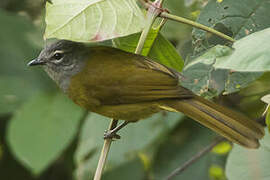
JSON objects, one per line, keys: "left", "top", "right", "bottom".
{"left": 77, "top": 47, "right": 193, "bottom": 105}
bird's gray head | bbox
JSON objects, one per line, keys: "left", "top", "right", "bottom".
{"left": 28, "top": 40, "right": 88, "bottom": 92}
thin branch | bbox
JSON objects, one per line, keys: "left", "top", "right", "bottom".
{"left": 166, "top": 136, "right": 226, "bottom": 180}
{"left": 139, "top": 1, "right": 235, "bottom": 42}
{"left": 135, "top": 0, "right": 162, "bottom": 54}
{"left": 93, "top": 119, "right": 118, "bottom": 180}
{"left": 160, "top": 12, "right": 235, "bottom": 43}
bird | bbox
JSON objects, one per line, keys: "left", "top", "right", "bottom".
{"left": 28, "top": 40, "right": 264, "bottom": 148}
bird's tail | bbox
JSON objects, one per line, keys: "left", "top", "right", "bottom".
{"left": 162, "top": 96, "right": 265, "bottom": 148}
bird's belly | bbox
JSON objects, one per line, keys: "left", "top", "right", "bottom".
{"left": 67, "top": 79, "right": 162, "bottom": 121}
{"left": 91, "top": 103, "right": 161, "bottom": 122}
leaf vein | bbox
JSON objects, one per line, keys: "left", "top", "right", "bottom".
{"left": 47, "top": 0, "right": 105, "bottom": 38}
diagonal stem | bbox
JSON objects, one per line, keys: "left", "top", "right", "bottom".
{"left": 166, "top": 137, "right": 226, "bottom": 180}
{"left": 138, "top": 1, "right": 235, "bottom": 43}
{"left": 159, "top": 12, "right": 235, "bottom": 43}
{"left": 135, "top": 0, "right": 162, "bottom": 54}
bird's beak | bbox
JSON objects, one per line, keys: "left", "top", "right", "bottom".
{"left": 27, "top": 58, "right": 46, "bottom": 66}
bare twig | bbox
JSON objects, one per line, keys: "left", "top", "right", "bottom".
{"left": 159, "top": 12, "right": 235, "bottom": 43}
{"left": 93, "top": 119, "right": 118, "bottom": 180}
{"left": 139, "top": 1, "right": 235, "bottom": 43}
{"left": 166, "top": 137, "right": 226, "bottom": 180}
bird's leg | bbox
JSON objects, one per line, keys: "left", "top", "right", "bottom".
{"left": 104, "top": 121, "right": 130, "bottom": 139}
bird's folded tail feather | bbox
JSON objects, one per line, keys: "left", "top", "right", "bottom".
{"left": 162, "top": 95, "right": 265, "bottom": 148}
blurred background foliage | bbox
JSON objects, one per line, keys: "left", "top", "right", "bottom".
{"left": 0, "top": 0, "right": 270, "bottom": 180}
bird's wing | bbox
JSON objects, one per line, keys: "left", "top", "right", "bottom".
{"left": 82, "top": 47, "right": 194, "bottom": 105}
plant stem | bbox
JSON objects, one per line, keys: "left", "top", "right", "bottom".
{"left": 93, "top": 1, "right": 162, "bottom": 179}
{"left": 160, "top": 12, "right": 235, "bottom": 43}
{"left": 93, "top": 119, "right": 118, "bottom": 180}
{"left": 135, "top": 0, "right": 161, "bottom": 54}
{"left": 166, "top": 137, "right": 226, "bottom": 180}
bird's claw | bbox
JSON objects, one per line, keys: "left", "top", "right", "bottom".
{"left": 104, "top": 130, "right": 121, "bottom": 139}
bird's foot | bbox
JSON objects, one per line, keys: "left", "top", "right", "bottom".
{"left": 104, "top": 130, "right": 121, "bottom": 139}
{"left": 103, "top": 121, "right": 130, "bottom": 139}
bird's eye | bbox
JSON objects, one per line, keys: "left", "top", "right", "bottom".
{"left": 53, "top": 52, "right": 63, "bottom": 60}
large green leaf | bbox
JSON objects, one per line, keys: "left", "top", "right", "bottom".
{"left": 114, "top": 30, "right": 184, "bottom": 72}
{"left": 74, "top": 112, "right": 183, "bottom": 179}
{"left": 45, "top": 0, "right": 145, "bottom": 42}
{"left": 7, "top": 93, "right": 84, "bottom": 175}
{"left": 149, "top": 32, "right": 184, "bottom": 72}
{"left": 0, "top": 10, "right": 42, "bottom": 62}
{"left": 181, "top": 45, "right": 262, "bottom": 96}
{"left": 193, "top": 0, "right": 270, "bottom": 42}
{"left": 0, "top": 77, "right": 43, "bottom": 115}
{"left": 0, "top": 9, "right": 52, "bottom": 115}
{"left": 210, "top": 28, "right": 270, "bottom": 71}
{"left": 182, "top": 45, "right": 231, "bottom": 96}
{"left": 113, "top": 28, "right": 160, "bottom": 56}
{"left": 226, "top": 129, "right": 270, "bottom": 180}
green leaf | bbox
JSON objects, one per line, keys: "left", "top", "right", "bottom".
{"left": 211, "top": 28, "right": 270, "bottom": 71}
{"left": 103, "top": 158, "right": 145, "bottom": 180}
{"left": 0, "top": 10, "right": 42, "bottom": 62}
{"left": 149, "top": 33, "right": 184, "bottom": 72}
{"left": 209, "top": 165, "right": 226, "bottom": 180}
{"left": 263, "top": 95, "right": 270, "bottom": 131}
{"left": 74, "top": 112, "right": 183, "bottom": 179}
{"left": 193, "top": 0, "right": 270, "bottom": 42}
{"left": 181, "top": 45, "right": 262, "bottom": 96}
{"left": 0, "top": 9, "right": 52, "bottom": 115}
{"left": 267, "top": 110, "right": 270, "bottom": 132}
{"left": 0, "top": 77, "right": 40, "bottom": 115}
{"left": 212, "top": 141, "right": 232, "bottom": 155}
{"left": 113, "top": 28, "right": 160, "bottom": 56}
{"left": 226, "top": 129, "right": 270, "bottom": 180}
{"left": 224, "top": 72, "right": 261, "bottom": 94}
{"left": 114, "top": 30, "right": 184, "bottom": 72}
{"left": 182, "top": 27, "right": 270, "bottom": 95}
{"left": 184, "top": 45, "right": 233, "bottom": 69}
{"left": 236, "top": 72, "right": 270, "bottom": 119}
{"left": 7, "top": 93, "right": 84, "bottom": 175}
{"left": 186, "top": 0, "right": 270, "bottom": 96}
{"left": 152, "top": 121, "right": 217, "bottom": 180}
{"left": 161, "top": 0, "right": 195, "bottom": 41}
{"left": 45, "top": 0, "right": 145, "bottom": 42}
